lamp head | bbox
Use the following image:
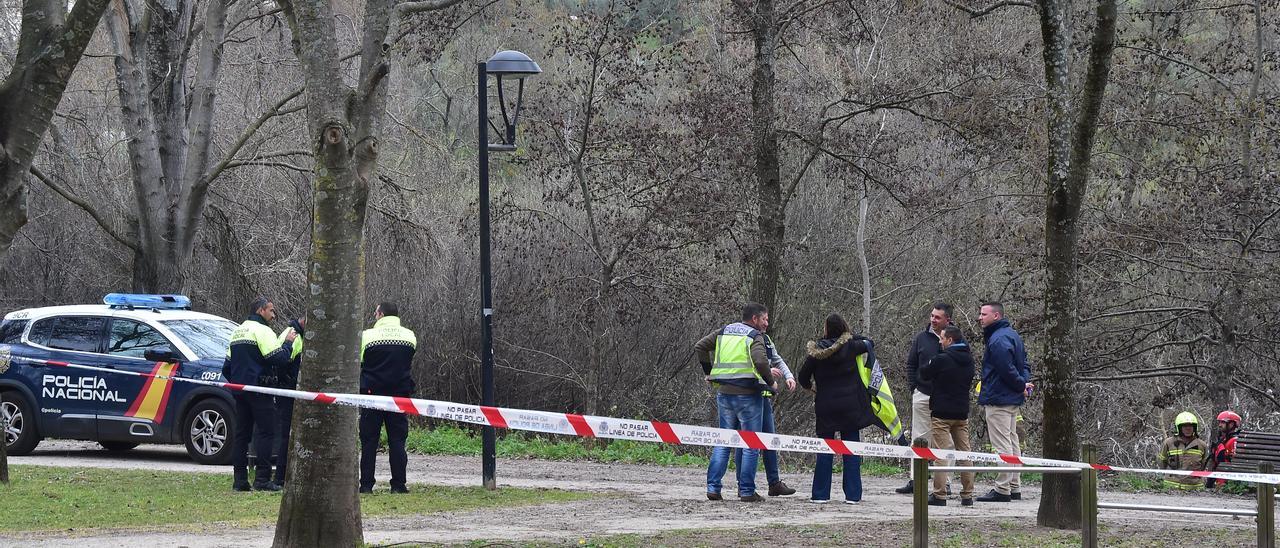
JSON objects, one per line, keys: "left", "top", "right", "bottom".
{"left": 486, "top": 50, "right": 542, "bottom": 79}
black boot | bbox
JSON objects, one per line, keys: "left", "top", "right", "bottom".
{"left": 233, "top": 467, "right": 251, "bottom": 492}
{"left": 895, "top": 480, "right": 914, "bottom": 494}
{"left": 253, "top": 467, "right": 281, "bottom": 491}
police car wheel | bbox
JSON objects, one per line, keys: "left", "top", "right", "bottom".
{"left": 2, "top": 392, "right": 41, "bottom": 456}
{"left": 99, "top": 441, "right": 140, "bottom": 452}
{"left": 184, "top": 398, "right": 233, "bottom": 465}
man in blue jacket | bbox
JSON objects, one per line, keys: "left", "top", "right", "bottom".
{"left": 975, "top": 301, "right": 1032, "bottom": 503}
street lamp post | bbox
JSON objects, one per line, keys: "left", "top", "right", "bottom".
{"left": 477, "top": 50, "right": 541, "bottom": 490}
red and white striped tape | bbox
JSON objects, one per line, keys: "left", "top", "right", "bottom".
{"left": 18, "top": 357, "right": 1280, "bottom": 485}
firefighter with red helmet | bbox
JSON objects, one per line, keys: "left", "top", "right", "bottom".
{"left": 1205, "top": 410, "right": 1243, "bottom": 488}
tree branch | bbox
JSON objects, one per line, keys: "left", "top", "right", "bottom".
{"left": 223, "top": 159, "right": 311, "bottom": 172}
{"left": 1233, "top": 377, "right": 1280, "bottom": 409}
{"left": 941, "top": 0, "right": 1034, "bottom": 18}
{"left": 1079, "top": 371, "right": 1208, "bottom": 386}
{"left": 29, "top": 165, "right": 139, "bottom": 252}
{"left": 1115, "top": 45, "right": 1236, "bottom": 96}
{"left": 199, "top": 87, "right": 305, "bottom": 189}
{"left": 382, "top": 0, "right": 465, "bottom": 50}
{"left": 1080, "top": 306, "right": 1210, "bottom": 323}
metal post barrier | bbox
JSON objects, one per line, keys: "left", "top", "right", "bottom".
{"left": 912, "top": 437, "right": 929, "bottom": 548}
{"left": 1099, "top": 502, "right": 1256, "bottom": 517}
{"left": 1082, "top": 444, "right": 1098, "bottom": 548}
{"left": 1260, "top": 462, "right": 1275, "bottom": 548}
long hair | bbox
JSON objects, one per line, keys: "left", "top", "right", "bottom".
{"left": 824, "top": 313, "right": 850, "bottom": 339}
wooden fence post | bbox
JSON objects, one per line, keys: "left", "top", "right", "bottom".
{"left": 1081, "top": 444, "right": 1098, "bottom": 548}
{"left": 1259, "top": 462, "right": 1275, "bottom": 548}
{"left": 912, "top": 437, "right": 929, "bottom": 548}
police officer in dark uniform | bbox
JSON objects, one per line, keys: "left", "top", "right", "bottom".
{"left": 224, "top": 297, "right": 296, "bottom": 492}
{"left": 271, "top": 317, "right": 304, "bottom": 488}
{"left": 358, "top": 302, "right": 417, "bottom": 494}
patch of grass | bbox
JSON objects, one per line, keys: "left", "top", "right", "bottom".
{"left": 1107, "top": 472, "right": 1163, "bottom": 492}
{"left": 847, "top": 458, "right": 905, "bottom": 477}
{"left": 936, "top": 524, "right": 1079, "bottom": 548}
{"left": 403, "top": 424, "right": 706, "bottom": 467}
{"left": 0, "top": 465, "right": 589, "bottom": 533}
{"left": 1220, "top": 480, "right": 1255, "bottom": 495}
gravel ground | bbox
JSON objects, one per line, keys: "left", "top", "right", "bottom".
{"left": 1, "top": 440, "right": 1265, "bottom": 547}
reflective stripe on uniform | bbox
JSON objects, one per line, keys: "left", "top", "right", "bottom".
{"left": 360, "top": 316, "right": 417, "bottom": 361}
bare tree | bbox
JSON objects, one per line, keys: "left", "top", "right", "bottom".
{"left": 1036, "top": 0, "right": 1117, "bottom": 529}
{"left": 1075, "top": 0, "right": 1279, "bottom": 447}
{"left": 31, "top": 0, "right": 307, "bottom": 292}
{"left": 271, "top": 0, "right": 467, "bottom": 545}
{"left": 0, "top": 0, "right": 113, "bottom": 257}
{"left": 514, "top": 5, "right": 727, "bottom": 415}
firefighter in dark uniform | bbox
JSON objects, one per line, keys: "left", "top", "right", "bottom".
{"left": 271, "top": 317, "right": 304, "bottom": 488}
{"left": 224, "top": 297, "right": 296, "bottom": 491}
{"left": 358, "top": 302, "right": 417, "bottom": 494}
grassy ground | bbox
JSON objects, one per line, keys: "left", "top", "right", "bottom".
{"left": 0, "top": 465, "right": 590, "bottom": 533}
{"left": 463, "top": 519, "right": 1254, "bottom": 547}
{"left": 404, "top": 424, "right": 705, "bottom": 467}
{"left": 400, "top": 425, "right": 912, "bottom": 477}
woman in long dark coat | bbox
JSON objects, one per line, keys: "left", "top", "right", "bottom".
{"left": 798, "top": 313, "right": 876, "bottom": 503}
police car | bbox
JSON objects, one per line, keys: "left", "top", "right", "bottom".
{"left": 0, "top": 294, "right": 239, "bottom": 464}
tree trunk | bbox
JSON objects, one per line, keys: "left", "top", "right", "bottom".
{"left": 1037, "top": 0, "right": 1118, "bottom": 530}
{"left": 747, "top": 0, "right": 784, "bottom": 318}
{"left": 273, "top": 0, "right": 418, "bottom": 542}
{"left": 131, "top": 245, "right": 187, "bottom": 293}
{"left": 103, "top": 0, "right": 227, "bottom": 293}
{"left": 271, "top": 132, "right": 368, "bottom": 548}
{"left": 584, "top": 274, "right": 613, "bottom": 416}
{"left": 0, "top": 0, "right": 113, "bottom": 257}
{"left": 1206, "top": 0, "right": 1264, "bottom": 441}
{"left": 855, "top": 189, "right": 871, "bottom": 336}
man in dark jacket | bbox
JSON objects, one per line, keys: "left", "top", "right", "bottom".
{"left": 918, "top": 325, "right": 975, "bottom": 506}
{"left": 975, "top": 301, "right": 1032, "bottom": 503}
{"left": 224, "top": 297, "right": 296, "bottom": 492}
{"left": 358, "top": 302, "right": 417, "bottom": 494}
{"left": 271, "top": 317, "right": 304, "bottom": 488}
{"left": 897, "top": 302, "right": 953, "bottom": 495}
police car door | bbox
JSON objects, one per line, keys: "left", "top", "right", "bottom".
{"left": 24, "top": 315, "right": 115, "bottom": 440}
{"left": 99, "top": 318, "right": 180, "bottom": 442}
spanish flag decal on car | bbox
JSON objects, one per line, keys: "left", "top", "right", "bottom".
{"left": 124, "top": 362, "right": 178, "bottom": 423}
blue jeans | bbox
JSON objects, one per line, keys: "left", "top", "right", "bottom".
{"left": 812, "top": 428, "right": 862, "bottom": 502}
{"left": 734, "top": 397, "right": 780, "bottom": 486}
{"left": 707, "top": 392, "right": 764, "bottom": 497}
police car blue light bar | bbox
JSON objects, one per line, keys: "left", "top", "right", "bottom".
{"left": 103, "top": 293, "right": 192, "bottom": 309}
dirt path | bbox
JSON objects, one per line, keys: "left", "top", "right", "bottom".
{"left": 2, "top": 441, "right": 1263, "bottom": 547}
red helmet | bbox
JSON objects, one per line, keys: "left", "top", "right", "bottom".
{"left": 1217, "top": 410, "right": 1242, "bottom": 427}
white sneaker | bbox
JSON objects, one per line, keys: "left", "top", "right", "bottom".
{"left": 843, "top": 499, "right": 860, "bottom": 505}
{"left": 808, "top": 498, "right": 830, "bottom": 504}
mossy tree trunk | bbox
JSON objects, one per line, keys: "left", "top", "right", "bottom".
{"left": 1037, "top": 0, "right": 1118, "bottom": 530}
{"left": 271, "top": 0, "right": 463, "bottom": 546}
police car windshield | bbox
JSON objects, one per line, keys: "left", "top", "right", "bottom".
{"left": 161, "top": 319, "right": 237, "bottom": 359}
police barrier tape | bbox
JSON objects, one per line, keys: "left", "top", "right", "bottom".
{"left": 18, "top": 356, "right": 1280, "bottom": 485}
